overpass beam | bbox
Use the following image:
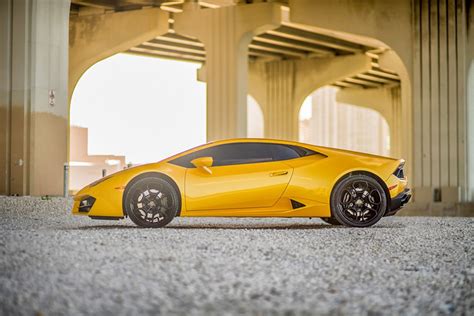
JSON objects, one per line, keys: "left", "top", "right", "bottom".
{"left": 174, "top": 3, "right": 281, "bottom": 141}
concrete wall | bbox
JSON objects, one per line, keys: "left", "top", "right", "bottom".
{"left": 0, "top": 0, "right": 70, "bottom": 196}
{"left": 0, "top": 0, "right": 12, "bottom": 195}
{"left": 412, "top": 0, "right": 469, "bottom": 203}
{"left": 465, "top": 2, "right": 474, "bottom": 202}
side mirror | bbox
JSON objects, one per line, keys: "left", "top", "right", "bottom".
{"left": 191, "top": 156, "right": 213, "bottom": 174}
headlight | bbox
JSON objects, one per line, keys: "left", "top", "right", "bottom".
{"left": 79, "top": 196, "right": 96, "bottom": 213}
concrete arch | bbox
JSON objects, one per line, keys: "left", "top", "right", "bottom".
{"left": 68, "top": 8, "right": 188, "bottom": 177}
{"left": 68, "top": 8, "right": 169, "bottom": 103}
{"left": 255, "top": 54, "right": 372, "bottom": 141}
{"left": 289, "top": 0, "right": 413, "bottom": 184}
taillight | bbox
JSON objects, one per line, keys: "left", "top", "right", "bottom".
{"left": 393, "top": 162, "right": 405, "bottom": 179}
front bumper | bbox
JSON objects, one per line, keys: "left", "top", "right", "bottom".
{"left": 385, "top": 188, "right": 412, "bottom": 216}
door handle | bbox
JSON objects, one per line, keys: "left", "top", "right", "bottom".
{"left": 270, "top": 170, "right": 288, "bottom": 177}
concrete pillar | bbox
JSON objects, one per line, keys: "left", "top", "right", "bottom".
{"left": 250, "top": 54, "right": 371, "bottom": 141}
{"left": 466, "top": 3, "right": 474, "bottom": 202}
{"left": 264, "top": 60, "right": 298, "bottom": 140}
{"left": 174, "top": 3, "right": 281, "bottom": 141}
{"left": 69, "top": 8, "right": 169, "bottom": 102}
{"left": 0, "top": 0, "right": 12, "bottom": 194}
{"left": 0, "top": 0, "right": 71, "bottom": 196}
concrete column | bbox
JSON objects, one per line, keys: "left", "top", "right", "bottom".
{"left": 69, "top": 8, "right": 169, "bottom": 102}
{"left": 0, "top": 0, "right": 12, "bottom": 194}
{"left": 174, "top": 3, "right": 281, "bottom": 141}
{"left": 0, "top": 0, "right": 71, "bottom": 196}
{"left": 264, "top": 60, "right": 298, "bottom": 140}
{"left": 466, "top": 3, "right": 474, "bottom": 202}
{"left": 251, "top": 54, "right": 371, "bottom": 141}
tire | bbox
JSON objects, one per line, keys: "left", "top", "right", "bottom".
{"left": 124, "top": 177, "right": 180, "bottom": 228}
{"left": 320, "top": 217, "right": 342, "bottom": 225}
{"left": 330, "top": 174, "right": 388, "bottom": 227}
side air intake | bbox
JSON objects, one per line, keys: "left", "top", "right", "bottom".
{"left": 290, "top": 199, "right": 306, "bottom": 209}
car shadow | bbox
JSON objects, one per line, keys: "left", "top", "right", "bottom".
{"left": 64, "top": 218, "right": 405, "bottom": 231}
{"left": 165, "top": 223, "right": 336, "bottom": 230}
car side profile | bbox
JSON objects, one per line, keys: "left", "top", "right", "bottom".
{"left": 72, "top": 138, "right": 411, "bottom": 228}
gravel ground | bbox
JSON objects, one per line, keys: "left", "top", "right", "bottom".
{"left": 0, "top": 196, "right": 473, "bottom": 316}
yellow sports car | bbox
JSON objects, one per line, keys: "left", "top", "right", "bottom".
{"left": 72, "top": 138, "right": 411, "bottom": 228}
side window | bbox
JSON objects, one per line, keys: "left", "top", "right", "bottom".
{"left": 169, "top": 147, "right": 215, "bottom": 168}
{"left": 211, "top": 143, "right": 273, "bottom": 166}
{"left": 270, "top": 145, "right": 301, "bottom": 161}
{"left": 169, "top": 143, "right": 319, "bottom": 168}
{"left": 169, "top": 143, "right": 273, "bottom": 167}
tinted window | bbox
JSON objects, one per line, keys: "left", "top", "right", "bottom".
{"left": 169, "top": 143, "right": 318, "bottom": 168}
{"left": 271, "top": 145, "right": 300, "bottom": 161}
{"left": 170, "top": 143, "right": 272, "bottom": 167}
{"left": 210, "top": 143, "right": 273, "bottom": 166}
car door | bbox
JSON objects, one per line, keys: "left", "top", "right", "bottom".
{"left": 183, "top": 143, "right": 293, "bottom": 211}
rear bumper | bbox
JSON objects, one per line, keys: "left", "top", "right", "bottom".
{"left": 385, "top": 188, "right": 412, "bottom": 216}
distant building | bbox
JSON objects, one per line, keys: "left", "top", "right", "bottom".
{"left": 299, "top": 87, "right": 390, "bottom": 156}
{"left": 69, "top": 126, "right": 126, "bottom": 193}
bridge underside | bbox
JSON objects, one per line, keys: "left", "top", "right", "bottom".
{"left": 0, "top": 0, "right": 473, "bottom": 215}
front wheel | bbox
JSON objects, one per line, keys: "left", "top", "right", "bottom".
{"left": 330, "top": 174, "right": 388, "bottom": 227}
{"left": 124, "top": 177, "right": 180, "bottom": 228}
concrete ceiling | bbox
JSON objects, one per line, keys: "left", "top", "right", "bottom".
{"left": 70, "top": 0, "right": 400, "bottom": 89}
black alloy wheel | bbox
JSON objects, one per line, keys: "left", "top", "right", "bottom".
{"left": 125, "top": 177, "right": 179, "bottom": 228}
{"left": 330, "top": 174, "right": 387, "bottom": 227}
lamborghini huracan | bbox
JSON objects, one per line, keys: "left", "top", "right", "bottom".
{"left": 72, "top": 138, "right": 411, "bottom": 228}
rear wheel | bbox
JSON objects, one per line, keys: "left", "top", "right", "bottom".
{"left": 124, "top": 177, "right": 180, "bottom": 228}
{"left": 320, "top": 217, "right": 342, "bottom": 225}
{"left": 330, "top": 174, "right": 387, "bottom": 227}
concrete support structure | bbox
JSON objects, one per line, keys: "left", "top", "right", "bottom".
{"left": 249, "top": 54, "right": 372, "bottom": 140}
{"left": 290, "top": 0, "right": 474, "bottom": 205}
{"left": 69, "top": 8, "right": 169, "bottom": 102}
{"left": 0, "top": 0, "right": 70, "bottom": 196}
{"left": 1, "top": 0, "right": 472, "bottom": 214}
{"left": 468, "top": 4, "right": 474, "bottom": 202}
{"left": 174, "top": 2, "right": 282, "bottom": 141}
{"left": 411, "top": 0, "right": 470, "bottom": 204}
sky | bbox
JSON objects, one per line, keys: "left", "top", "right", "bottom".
{"left": 70, "top": 53, "right": 267, "bottom": 164}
